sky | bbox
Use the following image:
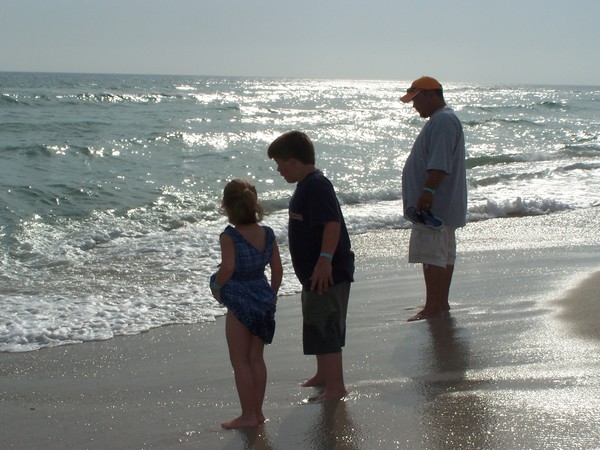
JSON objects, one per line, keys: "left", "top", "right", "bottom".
{"left": 1, "top": 0, "right": 599, "bottom": 85}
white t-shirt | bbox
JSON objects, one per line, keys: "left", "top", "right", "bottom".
{"left": 402, "top": 107, "right": 467, "bottom": 228}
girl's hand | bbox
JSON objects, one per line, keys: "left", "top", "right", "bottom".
{"left": 211, "top": 289, "right": 222, "bottom": 303}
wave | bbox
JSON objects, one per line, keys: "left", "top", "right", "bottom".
{"left": 556, "top": 161, "right": 600, "bottom": 172}
{"left": 71, "top": 92, "right": 179, "bottom": 104}
{"left": 470, "top": 172, "right": 535, "bottom": 188}
{"left": 0, "top": 144, "right": 52, "bottom": 156}
{"left": 0, "top": 143, "right": 119, "bottom": 159}
{"left": 467, "top": 197, "right": 574, "bottom": 221}
{"left": 340, "top": 196, "right": 588, "bottom": 236}
{"left": 0, "top": 94, "right": 19, "bottom": 105}
{"left": 467, "top": 154, "right": 525, "bottom": 168}
{"left": 2, "top": 183, "right": 101, "bottom": 221}
{"left": 463, "top": 117, "right": 542, "bottom": 127}
{"left": 538, "top": 100, "right": 565, "bottom": 109}
{"left": 470, "top": 157, "right": 600, "bottom": 188}
{"left": 563, "top": 144, "right": 600, "bottom": 157}
{"left": 2, "top": 91, "right": 186, "bottom": 107}
{"left": 462, "top": 99, "right": 567, "bottom": 113}
{"left": 0, "top": 93, "right": 58, "bottom": 106}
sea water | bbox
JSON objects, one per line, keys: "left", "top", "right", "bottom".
{"left": 1, "top": 72, "right": 599, "bottom": 352}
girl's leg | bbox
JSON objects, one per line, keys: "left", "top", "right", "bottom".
{"left": 248, "top": 335, "right": 267, "bottom": 423}
{"left": 222, "top": 313, "right": 260, "bottom": 429}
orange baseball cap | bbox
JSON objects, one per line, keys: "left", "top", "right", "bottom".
{"left": 400, "top": 76, "right": 442, "bottom": 103}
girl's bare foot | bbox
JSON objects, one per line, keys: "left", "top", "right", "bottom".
{"left": 221, "top": 415, "right": 260, "bottom": 430}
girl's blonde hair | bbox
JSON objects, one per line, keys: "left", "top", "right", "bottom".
{"left": 222, "top": 178, "right": 265, "bottom": 225}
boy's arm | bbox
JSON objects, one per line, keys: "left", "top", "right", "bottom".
{"left": 310, "top": 221, "right": 339, "bottom": 294}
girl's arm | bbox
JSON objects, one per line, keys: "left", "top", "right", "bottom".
{"left": 269, "top": 240, "right": 283, "bottom": 297}
{"left": 211, "top": 233, "right": 235, "bottom": 302}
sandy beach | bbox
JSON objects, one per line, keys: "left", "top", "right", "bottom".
{"left": 1, "top": 208, "right": 599, "bottom": 449}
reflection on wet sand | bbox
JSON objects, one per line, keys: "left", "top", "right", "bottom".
{"left": 302, "top": 399, "right": 359, "bottom": 450}
{"left": 230, "top": 395, "right": 360, "bottom": 450}
{"left": 415, "top": 317, "right": 490, "bottom": 448}
{"left": 224, "top": 425, "right": 275, "bottom": 450}
{"left": 413, "top": 316, "right": 493, "bottom": 448}
{"left": 417, "top": 316, "right": 470, "bottom": 398}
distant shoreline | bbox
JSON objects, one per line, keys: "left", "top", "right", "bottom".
{"left": 1, "top": 71, "right": 599, "bottom": 87}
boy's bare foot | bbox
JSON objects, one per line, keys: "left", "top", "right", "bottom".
{"left": 316, "top": 388, "right": 348, "bottom": 402}
{"left": 407, "top": 308, "right": 443, "bottom": 322}
{"left": 221, "top": 415, "right": 261, "bottom": 430}
{"left": 301, "top": 375, "right": 325, "bottom": 387}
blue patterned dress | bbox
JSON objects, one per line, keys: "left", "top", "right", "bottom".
{"left": 211, "top": 225, "right": 277, "bottom": 344}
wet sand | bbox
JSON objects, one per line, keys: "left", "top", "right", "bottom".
{"left": 1, "top": 210, "right": 599, "bottom": 449}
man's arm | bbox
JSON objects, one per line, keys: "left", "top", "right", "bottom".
{"left": 417, "top": 169, "right": 446, "bottom": 213}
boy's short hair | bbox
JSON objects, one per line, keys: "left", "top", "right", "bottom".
{"left": 267, "top": 131, "right": 315, "bottom": 165}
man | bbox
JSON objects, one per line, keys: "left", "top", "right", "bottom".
{"left": 268, "top": 130, "right": 355, "bottom": 401}
{"left": 400, "top": 76, "right": 467, "bottom": 321}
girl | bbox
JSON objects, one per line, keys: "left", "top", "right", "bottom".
{"left": 210, "top": 179, "right": 283, "bottom": 429}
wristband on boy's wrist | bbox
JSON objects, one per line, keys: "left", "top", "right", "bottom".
{"left": 423, "top": 187, "right": 436, "bottom": 195}
{"left": 319, "top": 252, "right": 334, "bottom": 261}
{"left": 210, "top": 280, "right": 222, "bottom": 291}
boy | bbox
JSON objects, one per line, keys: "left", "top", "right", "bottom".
{"left": 268, "top": 131, "right": 354, "bottom": 401}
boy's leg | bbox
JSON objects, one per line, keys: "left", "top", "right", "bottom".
{"left": 316, "top": 352, "right": 347, "bottom": 401}
{"left": 301, "top": 358, "right": 326, "bottom": 387}
{"left": 300, "top": 283, "right": 350, "bottom": 392}
{"left": 222, "top": 312, "right": 261, "bottom": 429}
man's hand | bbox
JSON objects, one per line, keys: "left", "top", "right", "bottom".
{"left": 418, "top": 169, "right": 446, "bottom": 213}
{"left": 416, "top": 190, "right": 434, "bottom": 213}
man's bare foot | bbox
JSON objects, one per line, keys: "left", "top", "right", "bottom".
{"left": 221, "top": 415, "right": 260, "bottom": 430}
{"left": 301, "top": 375, "right": 325, "bottom": 387}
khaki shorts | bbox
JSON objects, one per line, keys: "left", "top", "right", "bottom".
{"left": 408, "top": 224, "right": 456, "bottom": 268}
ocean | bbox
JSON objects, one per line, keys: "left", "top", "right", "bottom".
{"left": 1, "top": 72, "right": 599, "bottom": 352}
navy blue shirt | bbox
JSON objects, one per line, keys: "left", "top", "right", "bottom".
{"left": 288, "top": 170, "right": 354, "bottom": 290}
